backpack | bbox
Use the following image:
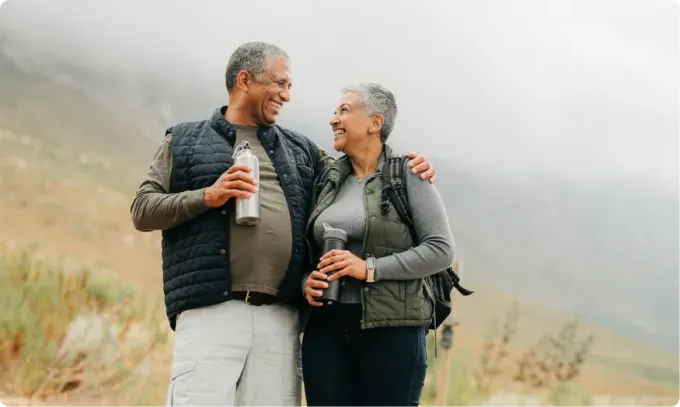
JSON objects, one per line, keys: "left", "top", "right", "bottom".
{"left": 380, "top": 155, "right": 474, "bottom": 331}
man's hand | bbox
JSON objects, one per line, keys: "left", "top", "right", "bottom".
{"left": 317, "top": 250, "right": 368, "bottom": 281}
{"left": 304, "top": 271, "right": 328, "bottom": 306}
{"left": 203, "top": 164, "right": 257, "bottom": 208}
{"left": 406, "top": 152, "right": 436, "bottom": 184}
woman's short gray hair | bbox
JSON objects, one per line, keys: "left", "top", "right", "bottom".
{"left": 342, "top": 83, "right": 398, "bottom": 142}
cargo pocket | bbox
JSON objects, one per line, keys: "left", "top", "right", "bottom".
{"left": 166, "top": 361, "right": 195, "bottom": 406}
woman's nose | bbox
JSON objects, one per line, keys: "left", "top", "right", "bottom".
{"left": 329, "top": 115, "right": 339, "bottom": 127}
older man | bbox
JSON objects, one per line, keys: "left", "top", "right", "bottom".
{"left": 130, "top": 42, "right": 435, "bottom": 406}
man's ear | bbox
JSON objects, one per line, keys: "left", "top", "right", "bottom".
{"left": 235, "top": 70, "right": 251, "bottom": 92}
{"left": 369, "top": 114, "right": 384, "bottom": 135}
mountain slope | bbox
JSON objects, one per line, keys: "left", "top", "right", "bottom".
{"left": 0, "top": 42, "right": 158, "bottom": 166}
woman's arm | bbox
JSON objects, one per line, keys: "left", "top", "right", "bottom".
{"left": 374, "top": 160, "right": 455, "bottom": 281}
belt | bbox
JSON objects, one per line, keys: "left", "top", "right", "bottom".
{"left": 232, "top": 291, "right": 279, "bottom": 306}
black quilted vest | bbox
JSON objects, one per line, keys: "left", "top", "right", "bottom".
{"left": 162, "top": 106, "right": 319, "bottom": 330}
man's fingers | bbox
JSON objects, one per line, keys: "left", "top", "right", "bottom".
{"left": 226, "top": 180, "right": 257, "bottom": 193}
{"left": 407, "top": 153, "right": 423, "bottom": 168}
{"left": 410, "top": 159, "right": 430, "bottom": 175}
{"left": 229, "top": 190, "right": 252, "bottom": 199}
{"left": 226, "top": 171, "right": 257, "bottom": 186}
{"left": 428, "top": 174, "right": 437, "bottom": 184}
{"left": 418, "top": 167, "right": 435, "bottom": 180}
{"left": 226, "top": 164, "right": 251, "bottom": 174}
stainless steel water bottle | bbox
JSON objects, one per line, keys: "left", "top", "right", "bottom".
{"left": 233, "top": 140, "right": 260, "bottom": 225}
{"left": 318, "top": 223, "right": 347, "bottom": 305}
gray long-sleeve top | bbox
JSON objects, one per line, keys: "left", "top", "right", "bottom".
{"left": 310, "top": 160, "right": 455, "bottom": 304}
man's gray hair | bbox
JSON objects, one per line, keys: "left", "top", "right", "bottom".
{"left": 225, "top": 42, "right": 289, "bottom": 94}
{"left": 342, "top": 83, "right": 398, "bottom": 142}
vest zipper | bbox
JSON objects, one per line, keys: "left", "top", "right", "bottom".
{"left": 359, "top": 173, "right": 380, "bottom": 330}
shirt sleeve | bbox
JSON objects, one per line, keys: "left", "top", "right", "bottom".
{"left": 373, "top": 160, "right": 455, "bottom": 280}
{"left": 315, "top": 144, "right": 336, "bottom": 177}
{"left": 130, "top": 134, "right": 209, "bottom": 231}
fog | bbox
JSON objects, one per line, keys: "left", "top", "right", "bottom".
{"left": 1, "top": 0, "right": 677, "bottom": 191}
{"left": 0, "top": 0, "right": 678, "bottom": 351}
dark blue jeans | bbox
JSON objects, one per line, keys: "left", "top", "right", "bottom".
{"left": 301, "top": 304, "right": 427, "bottom": 406}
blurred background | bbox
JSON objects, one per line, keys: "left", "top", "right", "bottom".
{"left": 0, "top": 0, "right": 677, "bottom": 405}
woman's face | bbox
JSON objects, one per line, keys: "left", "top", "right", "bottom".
{"left": 329, "top": 92, "right": 371, "bottom": 153}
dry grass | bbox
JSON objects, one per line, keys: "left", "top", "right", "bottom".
{"left": 0, "top": 250, "right": 170, "bottom": 405}
{"left": 419, "top": 303, "right": 593, "bottom": 406}
{"left": 420, "top": 301, "right": 678, "bottom": 406}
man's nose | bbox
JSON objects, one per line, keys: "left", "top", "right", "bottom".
{"left": 280, "top": 87, "right": 291, "bottom": 102}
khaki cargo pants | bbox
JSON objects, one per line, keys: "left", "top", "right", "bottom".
{"left": 166, "top": 299, "right": 301, "bottom": 406}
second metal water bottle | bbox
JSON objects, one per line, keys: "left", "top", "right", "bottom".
{"left": 233, "top": 140, "right": 260, "bottom": 226}
{"left": 317, "top": 223, "right": 348, "bottom": 305}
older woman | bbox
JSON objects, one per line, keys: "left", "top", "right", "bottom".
{"left": 301, "top": 83, "right": 455, "bottom": 406}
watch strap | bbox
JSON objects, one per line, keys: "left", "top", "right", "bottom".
{"left": 366, "top": 257, "right": 376, "bottom": 282}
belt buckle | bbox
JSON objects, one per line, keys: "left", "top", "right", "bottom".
{"left": 244, "top": 291, "right": 251, "bottom": 305}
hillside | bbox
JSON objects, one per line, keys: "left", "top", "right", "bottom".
{"left": 438, "top": 166, "right": 679, "bottom": 351}
{"left": 0, "top": 38, "right": 677, "bottom": 400}
{"left": 0, "top": 48, "right": 159, "bottom": 167}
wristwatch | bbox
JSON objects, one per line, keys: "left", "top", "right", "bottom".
{"left": 366, "top": 257, "right": 376, "bottom": 283}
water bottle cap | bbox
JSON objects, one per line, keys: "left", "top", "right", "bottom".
{"left": 233, "top": 140, "right": 253, "bottom": 158}
{"left": 322, "top": 223, "right": 347, "bottom": 242}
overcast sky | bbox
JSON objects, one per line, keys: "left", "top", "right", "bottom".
{"left": 0, "top": 0, "right": 677, "bottom": 190}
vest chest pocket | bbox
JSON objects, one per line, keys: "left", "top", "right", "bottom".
{"left": 368, "top": 218, "right": 415, "bottom": 252}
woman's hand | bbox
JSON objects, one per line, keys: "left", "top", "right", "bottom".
{"left": 317, "top": 250, "right": 367, "bottom": 281}
{"left": 304, "top": 271, "right": 328, "bottom": 307}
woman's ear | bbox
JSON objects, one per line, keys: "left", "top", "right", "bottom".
{"left": 369, "top": 114, "right": 384, "bottom": 135}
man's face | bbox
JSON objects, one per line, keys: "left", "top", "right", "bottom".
{"left": 247, "top": 56, "right": 292, "bottom": 126}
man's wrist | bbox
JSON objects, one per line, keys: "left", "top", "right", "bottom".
{"left": 202, "top": 186, "right": 213, "bottom": 207}
{"left": 188, "top": 188, "right": 211, "bottom": 213}
{"left": 202, "top": 186, "right": 225, "bottom": 209}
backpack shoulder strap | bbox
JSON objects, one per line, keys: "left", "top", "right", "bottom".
{"left": 382, "top": 156, "right": 475, "bottom": 300}
{"left": 381, "top": 155, "right": 416, "bottom": 234}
